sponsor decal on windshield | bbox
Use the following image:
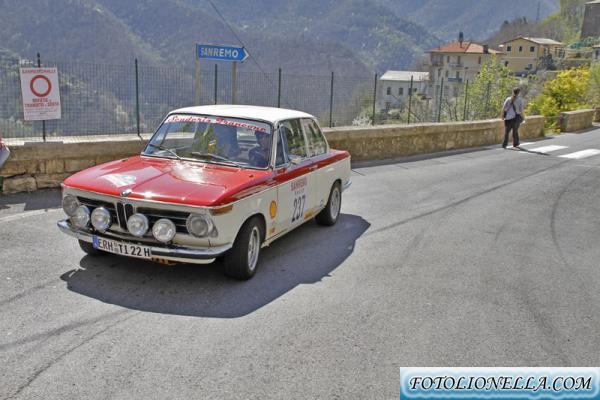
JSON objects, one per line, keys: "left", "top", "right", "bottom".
{"left": 165, "top": 115, "right": 268, "bottom": 133}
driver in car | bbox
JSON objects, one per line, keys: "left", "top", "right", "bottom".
{"left": 249, "top": 130, "right": 271, "bottom": 168}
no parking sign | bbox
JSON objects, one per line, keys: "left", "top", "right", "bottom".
{"left": 19, "top": 67, "right": 61, "bottom": 121}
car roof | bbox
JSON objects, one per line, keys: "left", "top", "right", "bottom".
{"left": 170, "top": 104, "right": 316, "bottom": 125}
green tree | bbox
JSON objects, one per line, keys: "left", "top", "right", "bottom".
{"left": 527, "top": 66, "right": 591, "bottom": 129}
{"left": 457, "top": 55, "right": 517, "bottom": 121}
{"left": 588, "top": 63, "right": 600, "bottom": 108}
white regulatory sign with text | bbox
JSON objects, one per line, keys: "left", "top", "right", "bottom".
{"left": 19, "top": 67, "right": 61, "bottom": 121}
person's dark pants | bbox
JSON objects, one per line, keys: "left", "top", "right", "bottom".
{"left": 503, "top": 118, "right": 520, "bottom": 148}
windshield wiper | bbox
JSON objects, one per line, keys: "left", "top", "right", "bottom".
{"left": 191, "top": 152, "right": 243, "bottom": 168}
{"left": 146, "top": 144, "right": 182, "bottom": 161}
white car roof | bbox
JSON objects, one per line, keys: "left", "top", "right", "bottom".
{"left": 170, "top": 104, "right": 316, "bottom": 125}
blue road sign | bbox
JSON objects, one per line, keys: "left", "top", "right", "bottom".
{"left": 196, "top": 44, "right": 249, "bottom": 62}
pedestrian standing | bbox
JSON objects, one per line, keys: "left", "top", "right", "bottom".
{"left": 501, "top": 87, "right": 524, "bottom": 149}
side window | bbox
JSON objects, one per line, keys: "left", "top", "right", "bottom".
{"left": 301, "top": 118, "right": 327, "bottom": 157}
{"left": 275, "top": 128, "right": 286, "bottom": 166}
{"left": 280, "top": 119, "right": 306, "bottom": 159}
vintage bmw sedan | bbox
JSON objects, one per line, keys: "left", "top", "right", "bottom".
{"left": 58, "top": 105, "right": 351, "bottom": 279}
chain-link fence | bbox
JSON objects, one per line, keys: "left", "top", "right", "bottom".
{"left": 0, "top": 56, "right": 512, "bottom": 142}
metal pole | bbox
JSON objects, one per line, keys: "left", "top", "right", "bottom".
{"left": 437, "top": 77, "right": 444, "bottom": 123}
{"left": 484, "top": 80, "right": 491, "bottom": 119}
{"left": 37, "top": 52, "right": 46, "bottom": 142}
{"left": 231, "top": 61, "right": 237, "bottom": 104}
{"left": 372, "top": 72, "right": 377, "bottom": 126}
{"left": 214, "top": 64, "right": 218, "bottom": 104}
{"left": 277, "top": 68, "right": 282, "bottom": 108}
{"left": 135, "top": 58, "right": 140, "bottom": 136}
{"left": 329, "top": 71, "right": 334, "bottom": 128}
{"left": 194, "top": 57, "right": 201, "bottom": 105}
{"left": 463, "top": 80, "right": 469, "bottom": 121}
{"left": 407, "top": 75, "right": 414, "bottom": 124}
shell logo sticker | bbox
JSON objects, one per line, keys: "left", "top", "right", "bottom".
{"left": 269, "top": 201, "right": 277, "bottom": 219}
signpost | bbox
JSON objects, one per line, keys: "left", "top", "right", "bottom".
{"left": 196, "top": 43, "right": 249, "bottom": 105}
{"left": 19, "top": 64, "right": 61, "bottom": 140}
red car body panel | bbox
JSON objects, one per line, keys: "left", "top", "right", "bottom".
{"left": 63, "top": 150, "right": 350, "bottom": 207}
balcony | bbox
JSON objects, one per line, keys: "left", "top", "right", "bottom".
{"left": 448, "top": 62, "right": 463, "bottom": 68}
{"left": 447, "top": 77, "right": 463, "bottom": 83}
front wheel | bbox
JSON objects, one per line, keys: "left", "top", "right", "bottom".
{"left": 78, "top": 240, "right": 103, "bottom": 256}
{"left": 316, "top": 182, "right": 342, "bottom": 226}
{"left": 223, "top": 217, "right": 263, "bottom": 280}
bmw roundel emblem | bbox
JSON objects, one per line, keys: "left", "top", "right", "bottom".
{"left": 120, "top": 188, "right": 133, "bottom": 197}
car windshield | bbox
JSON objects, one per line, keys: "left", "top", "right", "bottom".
{"left": 143, "top": 114, "right": 273, "bottom": 168}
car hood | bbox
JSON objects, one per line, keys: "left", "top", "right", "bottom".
{"left": 63, "top": 156, "right": 273, "bottom": 207}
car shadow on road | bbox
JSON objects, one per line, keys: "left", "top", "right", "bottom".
{"left": 59, "top": 214, "right": 370, "bottom": 318}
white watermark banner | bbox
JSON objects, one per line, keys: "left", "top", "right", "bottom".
{"left": 400, "top": 368, "right": 600, "bottom": 400}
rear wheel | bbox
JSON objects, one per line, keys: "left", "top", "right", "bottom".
{"left": 316, "top": 182, "right": 342, "bottom": 226}
{"left": 223, "top": 217, "right": 263, "bottom": 280}
{"left": 78, "top": 240, "right": 103, "bottom": 256}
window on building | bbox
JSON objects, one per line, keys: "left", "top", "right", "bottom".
{"left": 398, "top": 87, "right": 404, "bottom": 96}
{"left": 457, "top": 56, "right": 461, "bottom": 64}
{"left": 385, "top": 101, "right": 391, "bottom": 110}
{"left": 518, "top": 46, "right": 523, "bottom": 52}
{"left": 455, "top": 71, "right": 460, "bottom": 79}
{"left": 530, "top": 46, "right": 535, "bottom": 52}
{"left": 478, "top": 56, "right": 482, "bottom": 64}
{"left": 445, "top": 70, "right": 449, "bottom": 78}
{"left": 527, "top": 64, "right": 533, "bottom": 70}
{"left": 447, "top": 56, "right": 450, "bottom": 63}
{"left": 386, "top": 87, "right": 391, "bottom": 95}
{"left": 504, "top": 61, "right": 509, "bottom": 67}
{"left": 507, "top": 45, "right": 512, "bottom": 52}
{"left": 438, "top": 69, "right": 442, "bottom": 77}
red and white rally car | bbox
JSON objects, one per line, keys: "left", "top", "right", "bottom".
{"left": 58, "top": 105, "right": 351, "bottom": 279}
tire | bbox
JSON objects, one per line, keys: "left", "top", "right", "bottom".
{"left": 316, "top": 182, "right": 342, "bottom": 226}
{"left": 223, "top": 217, "right": 263, "bottom": 280}
{"left": 78, "top": 239, "right": 103, "bottom": 256}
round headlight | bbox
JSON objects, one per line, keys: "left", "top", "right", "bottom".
{"left": 62, "top": 195, "right": 79, "bottom": 216}
{"left": 72, "top": 205, "right": 90, "bottom": 228}
{"left": 91, "top": 207, "right": 111, "bottom": 232}
{"left": 186, "top": 214, "right": 214, "bottom": 238}
{"left": 127, "top": 213, "right": 149, "bottom": 237}
{"left": 152, "top": 218, "right": 177, "bottom": 243}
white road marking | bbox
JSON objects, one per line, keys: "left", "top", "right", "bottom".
{"left": 0, "top": 208, "right": 61, "bottom": 223}
{"left": 506, "top": 142, "right": 534, "bottom": 148}
{"left": 559, "top": 149, "right": 600, "bottom": 160}
{"left": 527, "top": 145, "right": 568, "bottom": 153}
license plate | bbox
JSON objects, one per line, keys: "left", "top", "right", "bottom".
{"left": 92, "top": 236, "right": 152, "bottom": 259}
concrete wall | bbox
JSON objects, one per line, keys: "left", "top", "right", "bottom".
{"left": 0, "top": 117, "right": 545, "bottom": 194}
{"left": 559, "top": 109, "right": 596, "bottom": 133}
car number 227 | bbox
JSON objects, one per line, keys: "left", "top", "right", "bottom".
{"left": 292, "top": 194, "right": 306, "bottom": 223}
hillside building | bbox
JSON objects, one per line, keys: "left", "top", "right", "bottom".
{"left": 499, "top": 37, "right": 564, "bottom": 75}
{"left": 378, "top": 71, "right": 429, "bottom": 110}
{"left": 426, "top": 38, "right": 502, "bottom": 98}
{"left": 581, "top": 0, "right": 600, "bottom": 39}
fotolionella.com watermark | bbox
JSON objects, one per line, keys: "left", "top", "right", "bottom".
{"left": 400, "top": 368, "right": 600, "bottom": 399}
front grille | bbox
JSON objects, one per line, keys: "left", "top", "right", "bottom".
{"left": 137, "top": 207, "right": 190, "bottom": 234}
{"left": 77, "top": 196, "right": 191, "bottom": 235}
{"left": 77, "top": 197, "right": 118, "bottom": 226}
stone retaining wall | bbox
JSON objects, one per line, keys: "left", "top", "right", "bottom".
{"left": 325, "top": 116, "right": 545, "bottom": 162}
{"left": 559, "top": 109, "right": 596, "bottom": 132}
{"left": 0, "top": 117, "right": 545, "bottom": 194}
{"left": 595, "top": 108, "right": 600, "bottom": 123}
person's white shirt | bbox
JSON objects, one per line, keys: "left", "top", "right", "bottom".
{"left": 503, "top": 96, "right": 524, "bottom": 120}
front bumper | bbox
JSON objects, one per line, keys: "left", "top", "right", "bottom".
{"left": 57, "top": 219, "right": 232, "bottom": 264}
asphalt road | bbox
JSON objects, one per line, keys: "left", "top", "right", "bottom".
{"left": 2, "top": 128, "right": 600, "bottom": 399}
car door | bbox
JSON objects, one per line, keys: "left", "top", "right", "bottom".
{"left": 300, "top": 118, "right": 331, "bottom": 211}
{"left": 274, "top": 119, "right": 317, "bottom": 234}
